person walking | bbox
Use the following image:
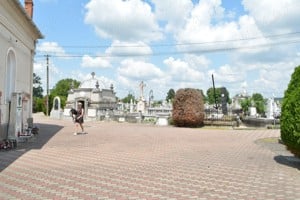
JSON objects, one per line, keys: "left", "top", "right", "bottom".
{"left": 74, "top": 102, "right": 85, "bottom": 135}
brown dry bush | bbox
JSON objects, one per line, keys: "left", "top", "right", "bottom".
{"left": 172, "top": 88, "right": 205, "bottom": 127}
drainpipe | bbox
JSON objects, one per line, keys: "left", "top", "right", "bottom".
{"left": 6, "top": 101, "right": 11, "bottom": 139}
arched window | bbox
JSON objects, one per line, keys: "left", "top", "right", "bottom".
{"left": 5, "top": 49, "right": 16, "bottom": 103}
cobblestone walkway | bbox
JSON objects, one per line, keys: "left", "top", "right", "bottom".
{"left": 0, "top": 115, "right": 299, "bottom": 200}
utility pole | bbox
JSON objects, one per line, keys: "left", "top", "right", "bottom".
{"left": 212, "top": 74, "right": 219, "bottom": 119}
{"left": 46, "top": 54, "right": 49, "bottom": 116}
{"left": 211, "top": 74, "right": 218, "bottom": 110}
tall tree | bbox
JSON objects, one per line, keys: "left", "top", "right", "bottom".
{"left": 51, "top": 79, "right": 80, "bottom": 97}
{"left": 166, "top": 88, "right": 175, "bottom": 102}
{"left": 251, "top": 93, "right": 265, "bottom": 114}
{"left": 240, "top": 98, "right": 251, "bottom": 114}
{"left": 206, "top": 87, "right": 230, "bottom": 106}
{"left": 33, "top": 73, "right": 43, "bottom": 98}
{"left": 32, "top": 73, "right": 44, "bottom": 113}
{"left": 281, "top": 65, "right": 300, "bottom": 157}
{"left": 49, "top": 79, "right": 80, "bottom": 109}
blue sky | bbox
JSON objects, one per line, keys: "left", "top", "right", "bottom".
{"left": 29, "top": 0, "right": 300, "bottom": 100}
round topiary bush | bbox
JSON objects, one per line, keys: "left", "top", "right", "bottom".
{"left": 172, "top": 88, "right": 205, "bottom": 127}
{"left": 281, "top": 65, "right": 300, "bottom": 157}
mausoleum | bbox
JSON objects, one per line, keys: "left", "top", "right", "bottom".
{"left": 64, "top": 72, "right": 117, "bottom": 120}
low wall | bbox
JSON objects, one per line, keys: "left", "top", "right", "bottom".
{"left": 112, "top": 114, "right": 141, "bottom": 123}
{"left": 242, "top": 117, "right": 280, "bottom": 127}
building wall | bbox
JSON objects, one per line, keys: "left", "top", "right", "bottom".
{"left": 0, "top": 0, "right": 41, "bottom": 140}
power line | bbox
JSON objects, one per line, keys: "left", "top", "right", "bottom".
{"left": 35, "top": 37, "right": 300, "bottom": 58}
{"left": 49, "top": 31, "right": 300, "bottom": 49}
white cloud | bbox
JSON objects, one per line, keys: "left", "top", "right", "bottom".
{"left": 33, "top": 59, "right": 61, "bottom": 93}
{"left": 209, "top": 64, "right": 245, "bottom": 83}
{"left": 34, "top": 0, "right": 300, "bottom": 100}
{"left": 249, "top": 62, "right": 296, "bottom": 96}
{"left": 165, "top": 0, "right": 300, "bottom": 99}
{"left": 105, "top": 40, "right": 152, "bottom": 57}
{"left": 175, "top": 0, "right": 229, "bottom": 44}
{"left": 117, "top": 59, "right": 164, "bottom": 80}
{"left": 81, "top": 55, "right": 111, "bottom": 68}
{"left": 152, "top": 0, "right": 193, "bottom": 32}
{"left": 242, "top": 0, "right": 300, "bottom": 33}
{"left": 84, "top": 0, "right": 162, "bottom": 42}
{"left": 33, "top": 62, "right": 44, "bottom": 72}
{"left": 36, "top": 42, "right": 68, "bottom": 57}
{"left": 164, "top": 57, "right": 205, "bottom": 82}
{"left": 116, "top": 59, "right": 166, "bottom": 99}
{"left": 175, "top": 2, "right": 269, "bottom": 55}
{"left": 183, "top": 54, "right": 211, "bottom": 69}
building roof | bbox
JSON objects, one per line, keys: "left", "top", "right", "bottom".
{"left": 11, "top": 0, "right": 43, "bottom": 39}
{"left": 79, "top": 72, "right": 105, "bottom": 89}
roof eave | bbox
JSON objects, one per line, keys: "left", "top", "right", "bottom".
{"left": 11, "top": 0, "right": 44, "bottom": 39}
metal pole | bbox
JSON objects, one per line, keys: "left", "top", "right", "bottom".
{"left": 212, "top": 74, "right": 218, "bottom": 110}
{"left": 46, "top": 54, "right": 49, "bottom": 116}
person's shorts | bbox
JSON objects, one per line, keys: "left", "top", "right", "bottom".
{"left": 75, "top": 117, "right": 84, "bottom": 123}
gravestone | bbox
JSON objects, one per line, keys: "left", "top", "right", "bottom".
{"left": 50, "top": 96, "right": 63, "bottom": 119}
{"left": 266, "top": 98, "right": 274, "bottom": 119}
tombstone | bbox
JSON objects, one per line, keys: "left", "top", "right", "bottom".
{"left": 266, "top": 97, "right": 281, "bottom": 119}
{"left": 137, "top": 99, "right": 146, "bottom": 113}
{"left": 249, "top": 106, "right": 257, "bottom": 117}
{"left": 129, "top": 99, "right": 134, "bottom": 113}
{"left": 156, "top": 113, "right": 169, "bottom": 126}
{"left": 220, "top": 88, "right": 228, "bottom": 115}
{"left": 50, "top": 96, "right": 63, "bottom": 119}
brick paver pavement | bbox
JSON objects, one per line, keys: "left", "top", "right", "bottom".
{"left": 0, "top": 114, "right": 299, "bottom": 200}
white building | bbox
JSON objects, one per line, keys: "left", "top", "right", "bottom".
{"left": 64, "top": 73, "right": 117, "bottom": 121}
{"left": 0, "top": 0, "right": 43, "bottom": 140}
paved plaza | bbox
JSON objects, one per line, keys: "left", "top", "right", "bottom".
{"left": 0, "top": 114, "right": 299, "bottom": 200}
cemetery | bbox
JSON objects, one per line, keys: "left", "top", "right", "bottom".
{"left": 49, "top": 73, "right": 282, "bottom": 128}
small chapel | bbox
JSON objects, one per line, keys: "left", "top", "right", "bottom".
{"left": 64, "top": 72, "right": 117, "bottom": 120}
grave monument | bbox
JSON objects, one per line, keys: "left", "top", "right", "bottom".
{"left": 64, "top": 72, "right": 117, "bottom": 121}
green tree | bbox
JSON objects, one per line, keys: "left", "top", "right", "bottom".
{"left": 33, "top": 97, "right": 45, "bottom": 113}
{"left": 281, "top": 65, "right": 300, "bottom": 157}
{"left": 206, "top": 87, "right": 230, "bottom": 106}
{"left": 33, "top": 73, "right": 43, "bottom": 98}
{"left": 152, "top": 100, "right": 163, "bottom": 107}
{"left": 51, "top": 79, "right": 80, "bottom": 97}
{"left": 32, "top": 73, "right": 44, "bottom": 113}
{"left": 122, "top": 93, "right": 135, "bottom": 103}
{"left": 240, "top": 98, "right": 251, "bottom": 114}
{"left": 49, "top": 79, "right": 80, "bottom": 110}
{"left": 166, "top": 88, "right": 175, "bottom": 102}
{"left": 251, "top": 93, "right": 265, "bottom": 114}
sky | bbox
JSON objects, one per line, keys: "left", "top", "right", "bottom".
{"left": 29, "top": 0, "right": 300, "bottom": 100}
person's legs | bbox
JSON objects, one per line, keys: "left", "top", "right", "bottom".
{"left": 79, "top": 123, "right": 84, "bottom": 133}
{"left": 74, "top": 122, "right": 80, "bottom": 135}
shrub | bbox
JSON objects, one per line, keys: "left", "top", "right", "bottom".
{"left": 281, "top": 65, "right": 300, "bottom": 157}
{"left": 32, "top": 97, "right": 45, "bottom": 113}
{"left": 172, "top": 88, "right": 205, "bottom": 127}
